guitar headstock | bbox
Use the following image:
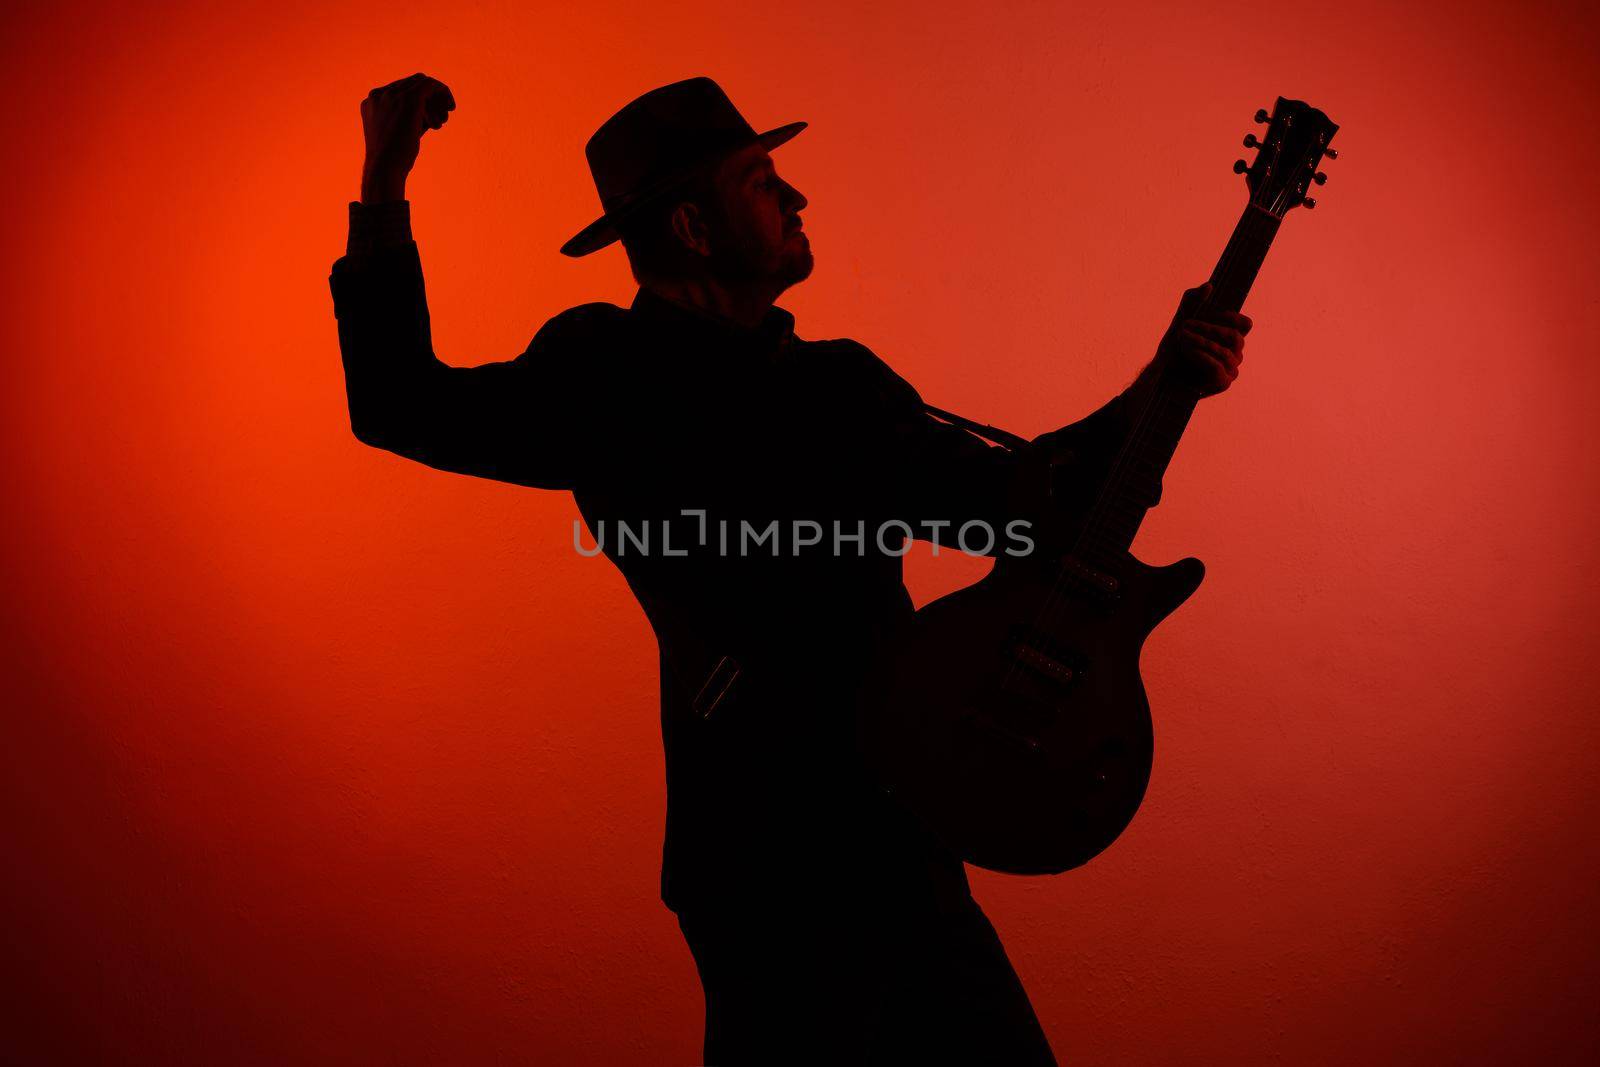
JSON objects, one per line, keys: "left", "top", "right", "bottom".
{"left": 1233, "top": 97, "right": 1339, "bottom": 217}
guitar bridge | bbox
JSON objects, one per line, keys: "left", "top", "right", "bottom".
{"left": 969, "top": 712, "right": 1045, "bottom": 754}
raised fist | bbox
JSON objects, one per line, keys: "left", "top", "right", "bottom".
{"left": 359, "top": 72, "right": 456, "bottom": 203}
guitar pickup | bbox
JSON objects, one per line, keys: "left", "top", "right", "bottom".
{"left": 1003, "top": 625, "right": 1087, "bottom": 699}
{"left": 1013, "top": 643, "right": 1078, "bottom": 684}
{"left": 691, "top": 655, "right": 742, "bottom": 720}
{"left": 1061, "top": 555, "right": 1120, "bottom": 599}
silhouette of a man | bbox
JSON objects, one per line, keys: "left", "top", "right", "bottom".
{"left": 331, "top": 74, "right": 1248, "bottom": 1065}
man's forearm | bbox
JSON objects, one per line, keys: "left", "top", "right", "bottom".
{"left": 360, "top": 164, "right": 408, "bottom": 206}
{"left": 1014, "top": 382, "right": 1150, "bottom": 535}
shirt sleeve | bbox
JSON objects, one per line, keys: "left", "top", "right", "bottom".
{"left": 329, "top": 203, "right": 616, "bottom": 490}
{"left": 346, "top": 199, "right": 415, "bottom": 255}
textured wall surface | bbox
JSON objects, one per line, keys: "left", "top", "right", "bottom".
{"left": 4, "top": 0, "right": 1597, "bottom": 1062}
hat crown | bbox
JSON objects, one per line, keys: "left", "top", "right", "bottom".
{"left": 585, "top": 77, "right": 756, "bottom": 212}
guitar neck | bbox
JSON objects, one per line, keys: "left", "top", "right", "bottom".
{"left": 1075, "top": 203, "right": 1282, "bottom": 564}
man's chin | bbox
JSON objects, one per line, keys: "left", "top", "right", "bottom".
{"left": 780, "top": 246, "right": 814, "bottom": 288}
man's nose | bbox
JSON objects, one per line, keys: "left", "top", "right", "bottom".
{"left": 781, "top": 180, "right": 807, "bottom": 212}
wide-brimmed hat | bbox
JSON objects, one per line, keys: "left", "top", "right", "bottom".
{"left": 559, "top": 77, "right": 805, "bottom": 258}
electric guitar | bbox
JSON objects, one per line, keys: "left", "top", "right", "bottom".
{"left": 860, "top": 97, "right": 1339, "bottom": 874}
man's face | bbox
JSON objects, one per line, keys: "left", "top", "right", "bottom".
{"left": 702, "top": 143, "right": 812, "bottom": 294}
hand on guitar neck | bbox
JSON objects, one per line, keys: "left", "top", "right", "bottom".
{"left": 1147, "top": 281, "right": 1251, "bottom": 398}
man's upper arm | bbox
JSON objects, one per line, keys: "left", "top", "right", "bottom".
{"left": 841, "top": 342, "right": 1022, "bottom": 550}
{"left": 844, "top": 340, "right": 1139, "bottom": 552}
{"left": 330, "top": 236, "right": 620, "bottom": 490}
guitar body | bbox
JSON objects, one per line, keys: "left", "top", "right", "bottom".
{"left": 861, "top": 552, "right": 1204, "bottom": 874}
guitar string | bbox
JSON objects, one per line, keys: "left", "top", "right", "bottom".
{"left": 997, "top": 200, "right": 1263, "bottom": 700}
{"left": 957, "top": 129, "right": 1326, "bottom": 820}
{"left": 997, "top": 123, "right": 1310, "bottom": 687}
{"left": 1011, "top": 138, "right": 1309, "bottom": 668}
{"left": 1028, "top": 197, "right": 1282, "bottom": 649}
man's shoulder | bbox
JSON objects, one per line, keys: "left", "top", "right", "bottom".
{"left": 517, "top": 302, "right": 632, "bottom": 374}
{"left": 534, "top": 301, "right": 630, "bottom": 343}
{"left": 801, "top": 335, "right": 921, "bottom": 407}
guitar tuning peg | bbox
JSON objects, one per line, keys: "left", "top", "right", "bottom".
{"left": 1303, "top": 197, "right": 1317, "bottom": 209}
{"left": 1312, "top": 172, "right": 1327, "bottom": 185}
{"left": 1243, "top": 133, "right": 1262, "bottom": 149}
{"left": 1254, "top": 108, "right": 1270, "bottom": 123}
{"left": 1324, "top": 147, "right": 1338, "bottom": 160}
{"left": 1233, "top": 159, "right": 1250, "bottom": 174}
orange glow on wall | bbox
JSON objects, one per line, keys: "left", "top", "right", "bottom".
{"left": 5, "top": 0, "right": 1598, "bottom": 1062}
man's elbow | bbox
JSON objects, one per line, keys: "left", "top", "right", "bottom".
{"left": 343, "top": 372, "right": 419, "bottom": 452}
{"left": 349, "top": 415, "right": 391, "bottom": 451}
{"left": 347, "top": 399, "right": 411, "bottom": 455}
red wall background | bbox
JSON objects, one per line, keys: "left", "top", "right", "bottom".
{"left": 5, "top": 1, "right": 1598, "bottom": 1062}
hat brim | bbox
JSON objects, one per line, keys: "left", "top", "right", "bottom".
{"left": 558, "top": 121, "right": 807, "bottom": 258}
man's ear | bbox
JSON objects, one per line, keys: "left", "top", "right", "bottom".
{"left": 669, "top": 201, "right": 713, "bottom": 259}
